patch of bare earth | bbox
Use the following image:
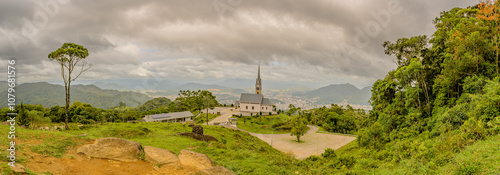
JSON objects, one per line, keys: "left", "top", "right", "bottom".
{"left": 25, "top": 140, "right": 200, "bottom": 175}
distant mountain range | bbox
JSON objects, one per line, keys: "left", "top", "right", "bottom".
{"left": 45, "top": 78, "right": 328, "bottom": 91}
{"left": 296, "top": 83, "right": 372, "bottom": 105}
{"left": 0, "top": 82, "right": 151, "bottom": 109}
{"left": 6, "top": 80, "right": 373, "bottom": 109}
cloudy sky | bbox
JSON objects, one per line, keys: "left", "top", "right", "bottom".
{"left": 0, "top": 0, "right": 477, "bottom": 88}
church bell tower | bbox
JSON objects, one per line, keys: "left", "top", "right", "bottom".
{"left": 255, "top": 63, "right": 262, "bottom": 94}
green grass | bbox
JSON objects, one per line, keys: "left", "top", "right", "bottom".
{"left": 30, "top": 136, "right": 80, "bottom": 158}
{"left": 195, "top": 113, "right": 219, "bottom": 124}
{"left": 65, "top": 122, "right": 302, "bottom": 174}
{"left": 2, "top": 122, "right": 499, "bottom": 175}
{"left": 236, "top": 114, "right": 293, "bottom": 134}
{"left": 436, "top": 133, "right": 500, "bottom": 174}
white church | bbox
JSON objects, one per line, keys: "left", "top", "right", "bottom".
{"left": 234, "top": 64, "right": 273, "bottom": 116}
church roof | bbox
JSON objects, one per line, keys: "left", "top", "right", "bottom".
{"left": 240, "top": 93, "right": 263, "bottom": 104}
{"left": 239, "top": 93, "right": 273, "bottom": 106}
{"left": 262, "top": 98, "right": 272, "bottom": 106}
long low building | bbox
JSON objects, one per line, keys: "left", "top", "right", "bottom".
{"left": 143, "top": 111, "right": 194, "bottom": 123}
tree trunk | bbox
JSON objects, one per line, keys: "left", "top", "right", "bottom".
{"left": 420, "top": 71, "right": 431, "bottom": 115}
{"left": 496, "top": 34, "right": 499, "bottom": 77}
{"left": 296, "top": 135, "right": 300, "bottom": 142}
{"left": 65, "top": 81, "right": 70, "bottom": 130}
{"left": 64, "top": 83, "right": 69, "bottom": 130}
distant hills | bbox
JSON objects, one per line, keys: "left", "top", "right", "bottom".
{"left": 44, "top": 78, "right": 340, "bottom": 92}
{"left": 6, "top": 80, "right": 373, "bottom": 109}
{"left": 0, "top": 82, "right": 151, "bottom": 109}
{"left": 297, "top": 83, "right": 372, "bottom": 105}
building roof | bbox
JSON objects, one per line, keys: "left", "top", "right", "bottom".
{"left": 239, "top": 93, "right": 273, "bottom": 106}
{"left": 240, "top": 93, "right": 263, "bottom": 104}
{"left": 262, "top": 98, "right": 272, "bottom": 106}
{"left": 144, "top": 111, "right": 194, "bottom": 122}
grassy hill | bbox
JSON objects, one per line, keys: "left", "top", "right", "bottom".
{"left": 1, "top": 122, "right": 498, "bottom": 174}
{"left": 0, "top": 82, "right": 151, "bottom": 109}
{"left": 0, "top": 123, "right": 300, "bottom": 174}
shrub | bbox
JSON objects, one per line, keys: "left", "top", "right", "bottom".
{"left": 322, "top": 148, "right": 336, "bottom": 159}
{"left": 305, "top": 155, "right": 320, "bottom": 162}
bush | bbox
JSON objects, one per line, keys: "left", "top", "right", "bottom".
{"left": 305, "top": 155, "right": 320, "bottom": 162}
{"left": 322, "top": 148, "right": 336, "bottom": 159}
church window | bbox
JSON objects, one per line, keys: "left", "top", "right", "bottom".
{"left": 246, "top": 106, "right": 248, "bottom": 109}
{"left": 252, "top": 106, "right": 254, "bottom": 110}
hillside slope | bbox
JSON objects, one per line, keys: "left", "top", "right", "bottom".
{"left": 298, "top": 83, "right": 372, "bottom": 105}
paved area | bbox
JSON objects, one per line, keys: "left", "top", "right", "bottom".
{"left": 224, "top": 125, "right": 356, "bottom": 159}
{"left": 207, "top": 108, "right": 357, "bottom": 159}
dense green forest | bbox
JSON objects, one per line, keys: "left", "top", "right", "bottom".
{"left": 0, "top": 90, "right": 218, "bottom": 126}
{"left": 290, "top": 2, "right": 500, "bottom": 174}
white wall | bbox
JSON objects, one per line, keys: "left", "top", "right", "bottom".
{"left": 240, "top": 103, "right": 261, "bottom": 114}
{"left": 261, "top": 105, "right": 272, "bottom": 113}
{"left": 240, "top": 103, "right": 273, "bottom": 115}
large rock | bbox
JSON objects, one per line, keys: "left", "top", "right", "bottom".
{"left": 192, "top": 166, "right": 235, "bottom": 175}
{"left": 192, "top": 125, "right": 204, "bottom": 135}
{"left": 144, "top": 146, "right": 180, "bottom": 166}
{"left": 179, "top": 149, "right": 214, "bottom": 170}
{"left": 77, "top": 138, "right": 142, "bottom": 161}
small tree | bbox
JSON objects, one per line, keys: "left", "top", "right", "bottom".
{"left": 48, "top": 43, "right": 91, "bottom": 129}
{"left": 290, "top": 115, "right": 308, "bottom": 142}
{"left": 16, "top": 102, "right": 29, "bottom": 127}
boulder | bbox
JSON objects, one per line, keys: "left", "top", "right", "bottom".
{"left": 77, "top": 138, "right": 141, "bottom": 161}
{"left": 179, "top": 149, "right": 214, "bottom": 170}
{"left": 144, "top": 146, "right": 180, "bottom": 166}
{"left": 192, "top": 125, "right": 204, "bottom": 135}
{"left": 11, "top": 164, "right": 26, "bottom": 174}
{"left": 192, "top": 166, "right": 235, "bottom": 175}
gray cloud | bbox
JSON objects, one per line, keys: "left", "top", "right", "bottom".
{"left": 0, "top": 0, "right": 478, "bottom": 87}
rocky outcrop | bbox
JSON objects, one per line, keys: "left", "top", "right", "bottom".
{"left": 77, "top": 138, "right": 142, "bottom": 161}
{"left": 144, "top": 146, "right": 180, "bottom": 166}
{"left": 178, "top": 125, "right": 218, "bottom": 142}
{"left": 179, "top": 149, "right": 215, "bottom": 171}
{"left": 192, "top": 166, "right": 235, "bottom": 175}
{"left": 76, "top": 138, "right": 233, "bottom": 174}
{"left": 11, "top": 164, "right": 26, "bottom": 174}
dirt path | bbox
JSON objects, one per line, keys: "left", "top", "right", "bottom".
{"left": 225, "top": 125, "right": 356, "bottom": 159}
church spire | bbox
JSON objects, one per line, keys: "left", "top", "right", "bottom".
{"left": 258, "top": 62, "right": 261, "bottom": 79}
{"left": 255, "top": 62, "right": 262, "bottom": 94}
